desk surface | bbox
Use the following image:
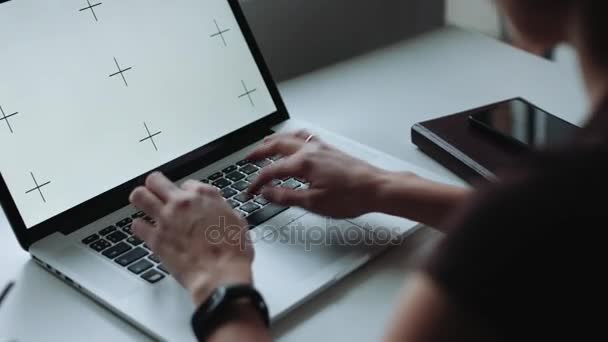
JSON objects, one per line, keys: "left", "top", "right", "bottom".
{"left": 0, "top": 27, "right": 587, "bottom": 341}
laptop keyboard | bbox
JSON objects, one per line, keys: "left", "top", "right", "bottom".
{"left": 80, "top": 157, "right": 303, "bottom": 284}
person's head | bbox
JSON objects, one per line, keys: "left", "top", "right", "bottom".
{"left": 497, "top": 0, "right": 608, "bottom": 105}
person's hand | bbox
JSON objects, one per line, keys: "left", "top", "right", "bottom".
{"left": 129, "top": 172, "right": 254, "bottom": 306}
{"left": 247, "top": 130, "right": 388, "bottom": 219}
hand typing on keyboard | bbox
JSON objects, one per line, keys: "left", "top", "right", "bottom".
{"left": 247, "top": 130, "right": 387, "bottom": 219}
{"left": 129, "top": 172, "right": 253, "bottom": 306}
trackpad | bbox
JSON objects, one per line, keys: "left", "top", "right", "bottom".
{"left": 251, "top": 215, "right": 373, "bottom": 286}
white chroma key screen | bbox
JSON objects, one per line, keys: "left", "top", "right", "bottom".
{"left": 0, "top": 0, "right": 277, "bottom": 228}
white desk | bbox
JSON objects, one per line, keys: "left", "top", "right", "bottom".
{"left": 0, "top": 27, "right": 587, "bottom": 341}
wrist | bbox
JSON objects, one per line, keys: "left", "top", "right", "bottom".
{"left": 373, "top": 170, "right": 471, "bottom": 227}
{"left": 369, "top": 170, "right": 418, "bottom": 214}
{"left": 191, "top": 285, "right": 271, "bottom": 342}
{"left": 188, "top": 262, "right": 254, "bottom": 307}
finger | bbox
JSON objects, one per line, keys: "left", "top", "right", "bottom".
{"left": 246, "top": 137, "right": 305, "bottom": 162}
{"left": 264, "top": 130, "right": 312, "bottom": 143}
{"left": 180, "top": 179, "right": 205, "bottom": 193}
{"left": 180, "top": 179, "right": 219, "bottom": 196}
{"left": 145, "top": 172, "right": 180, "bottom": 202}
{"left": 129, "top": 186, "right": 164, "bottom": 217}
{"left": 132, "top": 219, "right": 160, "bottom": 251}
{"left": 248, "top": 157, "right": 308, "bottom": 194}
{"left": 263, "top": 132, "right": 280, "bottom": 143}
{"left": 262, "top": 187, "right": 318, "bottom": 208}
{"left": 293, "top": 130, "right": 314, "bottom": 141}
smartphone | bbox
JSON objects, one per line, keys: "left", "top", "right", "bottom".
{"left": 468, "top": 98, "right": 578, "bottom": 149}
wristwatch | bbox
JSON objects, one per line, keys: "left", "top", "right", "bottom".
{"left": 191, "top": 284, "right": 270, "bottom": 341}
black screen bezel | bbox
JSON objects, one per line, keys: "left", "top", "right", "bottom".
{"left": 1, "top": 0, "right": 289, "bottom": 250}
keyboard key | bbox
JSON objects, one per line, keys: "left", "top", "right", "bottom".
{"left": 222, "top": 165, "right": 238, "bottom": 174}
{"left": 281, "top": 179, "right": 301, "bottom": 190}
{"left": 122, "top": 225, "right": 133, "bottom": 235}
{"left": 82, "top": 234, "right": 99, "bottom": 245}
{"left": 225, "top": 171, "right": 246, "bottom": 182}
{"left": 128, "top": 259, "right": 153, "bottom": 275}
{"left": 116, "top": 217, "right": 132, "bottom": 228}
{"left": 231, "top": 180, "right": 250, "bottom": 192}
{"left": 106, "top": 231, "right": 128, "bottom": 243}
{"left": 245, "top": 174, "right": 258, "bottom": 183}
{"left": 254, "top": 197, "right": 270, "bottom": 206}
{"left": 226, "top": 199, "right": 240, "bottom": 209}
{"left": 149, "top": 254, "right": 161, "bottom": 263}
{"left": 99, "top": 226, "right": 116, "bottom": 236}
{"left": 254, "top": 159, "right": 272, "bottom": 168}
{"left": 295, "top": 178, "right": 307, "bottom": 184}
{"left": 269, "top": 155, "right": 282, "bottom": 161}
{"left": 236, "top": 159, "right": 250, "bottom": 167}
{"left": 141, "top": 269, "right": 165, "bottom": 284}
{"left": 220, "top": 188, "right": 238, "bottom": 199}
{"left": 212, "top": 178, "right": 231, "bottom": 189}
{"left": 127, "top": 236, "right": 144, "bottom": 246}
{"left": 158, "top": 264, "right": 170, "bottom": 274}
{"left": 102, "top": 242, "right": 131, "bottom": 259}
{"left": 201, "top": 178, "right": 210, "bottom": 184}
{"left": 132, "top": 211, "right": 146, "bottom": 219}
{"left": 270, "top": 179, "right": 282, "bottom": 187}
{"left": 247, "top": 204, "right": 288, "bottom": 226}
{"left": 208, "top": 172, "right": 223, "bottom": 181}
{"left": 240, "top": 164, "right": 259, "bottom": 175}
{"left": 143, "top": 243, "right": 150, "bottom": 250}
{"left": 115, "top": 247, "right": 149, "bottom": 267}
{"left": 90, "top": 239, "right": 111, "bottom": 252}
{"left": 234, "top": 209, "right": 247, "bottom": 218}
{"left": 240, "top": 202, "right": 261, "bottom": 213}
{"left": 234, "top": 192, "right": 254, "bottom": 203}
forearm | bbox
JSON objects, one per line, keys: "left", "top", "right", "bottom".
{"left": 372, "top": 171, "right": 471, "bottom": 230}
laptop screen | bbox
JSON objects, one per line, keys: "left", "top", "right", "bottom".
{"left": 0, "top": 0, "right": 278, "bottom": 229}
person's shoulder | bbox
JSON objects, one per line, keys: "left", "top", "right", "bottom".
{"left": 431, "top": 139, "right": 608, "bottom": 267}
{"left": 484, "top": 140, "right": 608, "bottom": 218}
{"left": 425, "top": 140, "right": 607, "bottom": 341}
{"left": 477, "top": 136, "right": 606, "bottom": 196}
{"left": 517, "top": 138, "right": 608, "bottom": 181}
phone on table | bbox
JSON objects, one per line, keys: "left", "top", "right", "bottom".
{"left": 468, "top": 98, "right": 578, "bottom": 149}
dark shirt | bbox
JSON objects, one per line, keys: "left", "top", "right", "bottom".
{"left": 425, "top": 104, "right": 607, "bottom": 341}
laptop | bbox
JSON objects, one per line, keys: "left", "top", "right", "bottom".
{"left": 0, "top": 0, "right": 437, "bottom": 340}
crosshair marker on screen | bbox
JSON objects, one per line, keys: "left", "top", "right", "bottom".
{"left": 238, "top": 80, "right": 257, "bottom": 107}
{"left": 25, "top": 172, "right": 51, "bottom": 203}
{"left": 109, "top": 57, "right": 133, "bottom": 87}
{"left": 139, "top": 122, "right": 162, "bottom": 151}
{"left": 210, "top": 19, "right": 231, "bottom": 46}
{"left": 0, "top": 105, "right": 19, "bottom": 134}
{"left": 79, "top": 0, "right": 103, "bottom": 22}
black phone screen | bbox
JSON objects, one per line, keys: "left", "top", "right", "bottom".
{"left": 469, "top": 99, "right": 578, "bottom": 148}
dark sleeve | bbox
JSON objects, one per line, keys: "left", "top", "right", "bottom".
{"left": 424, "top": 169, "right": 600, "bottom": 341}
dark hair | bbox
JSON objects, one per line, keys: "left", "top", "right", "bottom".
{"left": 581, "top": 1, "right": 608, "bottom": 67}
{"left": 505, "top": 0, "right": 608, "bottom": 67}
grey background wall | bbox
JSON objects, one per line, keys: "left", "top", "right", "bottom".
{"left": 239, "top": 0, "right": 445, "bottom": 81}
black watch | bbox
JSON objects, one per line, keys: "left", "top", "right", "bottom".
{"left": 191, "top": 284, "right": 270, "bottom": 341}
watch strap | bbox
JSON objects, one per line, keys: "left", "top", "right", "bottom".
{"left": 191, "top": 284, "right": 269, "bottom": 341}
